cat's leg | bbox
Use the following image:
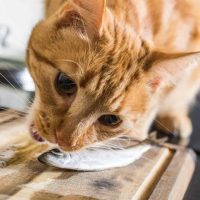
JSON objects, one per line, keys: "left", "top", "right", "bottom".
{"left": 156, "top": 66, "right": 200, "bottom": 139}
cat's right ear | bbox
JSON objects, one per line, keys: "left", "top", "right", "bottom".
{"left": 147, "top": 51, "right": 200, "bottom": 91}
{"left": 54, "top": 0, "right": 106, "bottom": 40}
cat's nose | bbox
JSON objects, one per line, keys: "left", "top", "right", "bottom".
{"left": 56, "top": 130, "right": 82, "bottom": 152}
{"left": 57, "top": 137, "right": 75, "bottom": 149}
{"left": 57, "top": 139, "right": 82, "bottom": 151}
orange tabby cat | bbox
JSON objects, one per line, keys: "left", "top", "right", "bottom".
{"left": 27, "top": 0, "right": 200, "bottom": 151}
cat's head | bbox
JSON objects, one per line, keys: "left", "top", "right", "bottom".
{"left": 27, "top": 0, "right": 200, "bottom": 151}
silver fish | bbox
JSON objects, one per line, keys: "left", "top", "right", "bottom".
{"left": 38, "top": 144, "right": 150, "bottom": 171}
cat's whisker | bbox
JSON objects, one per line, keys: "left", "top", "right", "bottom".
{"left": 0, "top": 81, "right": 32, "bottom": 108}
{"left": 88, "top": 139, "right": 126, "bottom": 151}
{"left": 7, "top": 69, "right": 23, "bottom": 88}
{"left": 4, "top": 69, "right": 34, "bottom": 104}
{"left": 110, "top": 136, "right": 139, "bottom": 142}
{"left": 104, "top": 143, "right": 125, "bottom": 150}
{"left": 0, "top": 73, "right": 33, "bottom": 105}
{"left": 100, "top": 138, "right": 131, "bottom": 150}
{"left": 88, "top": 146, "right": 118, "bottom": 151}
{"left": 154, "top": 119, "right": 174, "bottom": 134}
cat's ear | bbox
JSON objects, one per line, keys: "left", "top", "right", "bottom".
{"left": 55, "top": 0, "right": 106, "bottom": 40}
{"left": 148, "top": 51, "right": 200, "bottom": 90}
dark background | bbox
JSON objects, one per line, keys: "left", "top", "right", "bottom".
{"left": 184, "top": 94, "right": 200, "bottom": 200}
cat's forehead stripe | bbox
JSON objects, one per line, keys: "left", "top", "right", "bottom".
{"left": 80, "top": 39, "right": 149, "bottom": 112}
{"left": 30, "top": 45, "right": 56, "bottom": 68}
{"left": 92, "top": 41, "right": 150, "bottom": 111}
{"left": 80, "top": 19, "right": 124, "bottom": 88}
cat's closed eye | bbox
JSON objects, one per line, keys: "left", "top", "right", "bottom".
{"left": 55, "top": 72, "right": 77, "bottom": 96}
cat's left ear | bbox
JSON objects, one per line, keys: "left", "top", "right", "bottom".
{"left": 56, "top": 0, "right": 106, "bottom": 40}
{"left": 147, "top": 51, "right": 200, "bottom": 90}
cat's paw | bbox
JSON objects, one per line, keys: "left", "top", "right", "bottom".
{"left": 155, "top": 113, "right": 192, "bottom": 140}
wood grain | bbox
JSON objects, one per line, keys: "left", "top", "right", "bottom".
{"left": 0, "top": 110, "right": 28, "bottom": 149}
{"left": 149, "top": 150, "right": 196, "bottom": 200}
{"left": 0, "top": 110, "right": 25, "bottom": 124}
{"left": 5, "top": 148, "right": 171, "bottom": 200}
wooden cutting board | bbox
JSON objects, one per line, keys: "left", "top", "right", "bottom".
{"left": 0, "top": 110, "right": 196, "bottom": 200}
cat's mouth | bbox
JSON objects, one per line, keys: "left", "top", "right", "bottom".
{"left": 30, "top": 124, "right": 44, "bottom": 142}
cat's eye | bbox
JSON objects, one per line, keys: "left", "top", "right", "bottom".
{"left": 56, "top": 72, "right": 77, "bottom": 96}
{"left": 98, "top": 115, "right": 122, "bottom": 127}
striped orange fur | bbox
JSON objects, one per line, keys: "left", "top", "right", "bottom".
{"left": 27, "top": 0, "right": 200, "bottom": 151}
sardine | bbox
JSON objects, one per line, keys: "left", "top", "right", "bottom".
{"left": 38, "top": 144, "right": 150, "bottom": 171}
